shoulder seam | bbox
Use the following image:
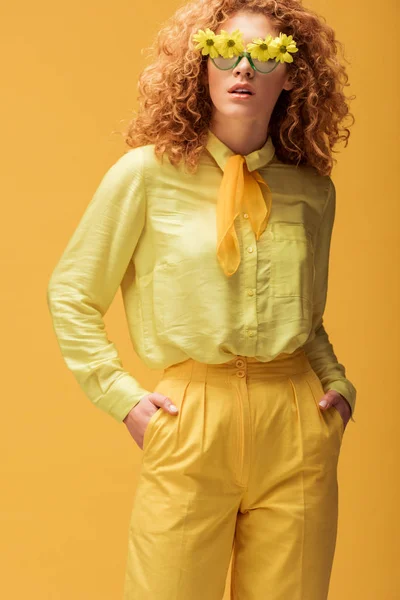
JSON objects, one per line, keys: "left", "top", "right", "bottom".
{"left": 319, "top": 177, "right": 335, "bottom": 233}
{"left": 139, "top": 146, "right": 148, "bottom": 223}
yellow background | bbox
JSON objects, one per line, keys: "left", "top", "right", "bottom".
{"left": 2, "top": 0, "right": 398, "bottom": 597}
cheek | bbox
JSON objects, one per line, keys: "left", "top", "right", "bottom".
{"left": 207, "top": 70, "right": 228, "bottom": 102}
{"left": 257, "top": 75, "right": 284, "bottom": 101}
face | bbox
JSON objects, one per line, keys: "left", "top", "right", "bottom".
{"left": 203, "top": 11, "right": 294, "bottom": 128}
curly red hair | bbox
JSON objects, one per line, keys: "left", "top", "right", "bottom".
{"left": 120, "top": 0, "right": 355, "bottom": 176}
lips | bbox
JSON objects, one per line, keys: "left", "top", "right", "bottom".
{"left": 228, "top": 83, "right": 255, "bottom": 94}
{"left": 229, "top": 90, "right": 253, "bottom": 95}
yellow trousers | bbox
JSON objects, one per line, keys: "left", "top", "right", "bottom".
{"left": 123, "top": 348, "right": 344, "bottom": 599}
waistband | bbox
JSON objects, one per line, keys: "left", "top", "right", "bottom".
{"left": 162, "top": 347, "right": 312, "bottom": 383}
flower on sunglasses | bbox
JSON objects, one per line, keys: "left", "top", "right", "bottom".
{"left": 246, "top": 35, "right": 276, "bottom": 61}
{"left": 214, "top": 28, "right": 245, "bottom": 59}
{"left": 268, "top": 33, "right": 298, "bottom": 63}
{"left": 192, "top": 28, "right": 220, "bottom": 59}
{"left": 192, "top": 28, "right": 299, "bottom": 67}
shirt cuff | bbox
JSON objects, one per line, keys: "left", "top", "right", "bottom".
{"left": 326, "top": 380, "right": 356, "bottom": 422}
{"left": 93, "top": 374, "right": 152, "bottom": 423}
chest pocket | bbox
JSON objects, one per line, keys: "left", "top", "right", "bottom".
{"left": 270, "top": 221, "right": 315, "bottom": 305}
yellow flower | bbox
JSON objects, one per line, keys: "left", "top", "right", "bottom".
{"left": 268, "top": 33, "right": 299, "bottom": 64}
{"left": 192, "top": 28, "right": 220, "bottom": 59}
{"left": 246, "top": 35, "right": 275, "bottom": 62}
{"left": 214, "top": 29, "right": 245, "bottom": 59}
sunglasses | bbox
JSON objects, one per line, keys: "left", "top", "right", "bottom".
{"left": 193, "top": 28, "right": 298, "bottom": 75}
{"left": 211, "top": 51, "right": 280, "bottom": 74}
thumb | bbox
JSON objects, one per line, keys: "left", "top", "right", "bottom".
{"left": 150, "top": 392, "right": 179, "bottom": 414}
{"left": 318, "top": 390, "right": 337, "bottom": 410}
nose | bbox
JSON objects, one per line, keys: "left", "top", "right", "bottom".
{"left": 234, "top": 56, "right": 254, "bottom": 77}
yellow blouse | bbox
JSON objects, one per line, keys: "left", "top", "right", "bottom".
{"left": 47, "top": 128, "right": 357, "bottom": 424}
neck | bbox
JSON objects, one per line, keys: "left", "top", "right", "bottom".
{"left": 208, "top": 119, "right": 270, "bottom": 156}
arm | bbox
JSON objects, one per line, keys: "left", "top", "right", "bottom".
{"left": 302, "top": 178, "right": 357, "bottom": 422}
{"left": 46, "top": 148, "right": 152, "bottom": 423}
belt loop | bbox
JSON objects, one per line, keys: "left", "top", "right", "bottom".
{"left": 191, "top": 358, "right": 207, "bottom": 382}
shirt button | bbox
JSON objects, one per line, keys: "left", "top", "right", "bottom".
{"left": 236, "top": 358, "right": 245, "bottom": 367}
{"left": 243, "top": 213, "right": 249, "bottom": 219}
{"left": 248, "top": 331, "right": 254, "bottom": 337}
{"left": 247, "top": 246, "right": 254, "bottom": 253}
{"left": 236, "top": 369, "right": 245, "bottom": 378}
{"left": 247, "top": 289, "right": 254, "bottom": 296}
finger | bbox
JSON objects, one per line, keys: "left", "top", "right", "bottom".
{"left": 319, "top": 390, "right": 341, "bottom": 410}
{"left": 318, "top": 398, "right": 330, "bottom": 409}
{"left": 318, "top": 398, "right": 339, "bottom": 410}
{"left": 149, "top": 392, "right": 179, "bottom": 414}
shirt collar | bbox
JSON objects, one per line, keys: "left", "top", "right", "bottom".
{"left": 205, "top": 127, "right": 276, "bottom": 173}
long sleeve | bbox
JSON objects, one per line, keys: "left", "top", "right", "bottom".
{"left": 302, "top": 178, "right": 357, "bottom": 422}
{"left": 46, "top": 148, "right": 152, "bottom": 423}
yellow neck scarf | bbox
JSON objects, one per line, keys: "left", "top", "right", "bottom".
{"left": 216, "top": 155, "right": 272, "bottom": 277}
{"left": 206, "top": 128, "right": 275, "bottom": 278}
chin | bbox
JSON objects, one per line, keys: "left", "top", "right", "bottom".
{"left": 214, "top": 105, "right": 257, "bottom": 118}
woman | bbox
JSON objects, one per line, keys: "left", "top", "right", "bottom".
{"left": 47, "top": 0, "right": 357, "bottom": 598}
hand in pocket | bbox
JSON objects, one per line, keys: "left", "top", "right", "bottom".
{"left": 123, "top": 393, "right": 179, "bottom": 449}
